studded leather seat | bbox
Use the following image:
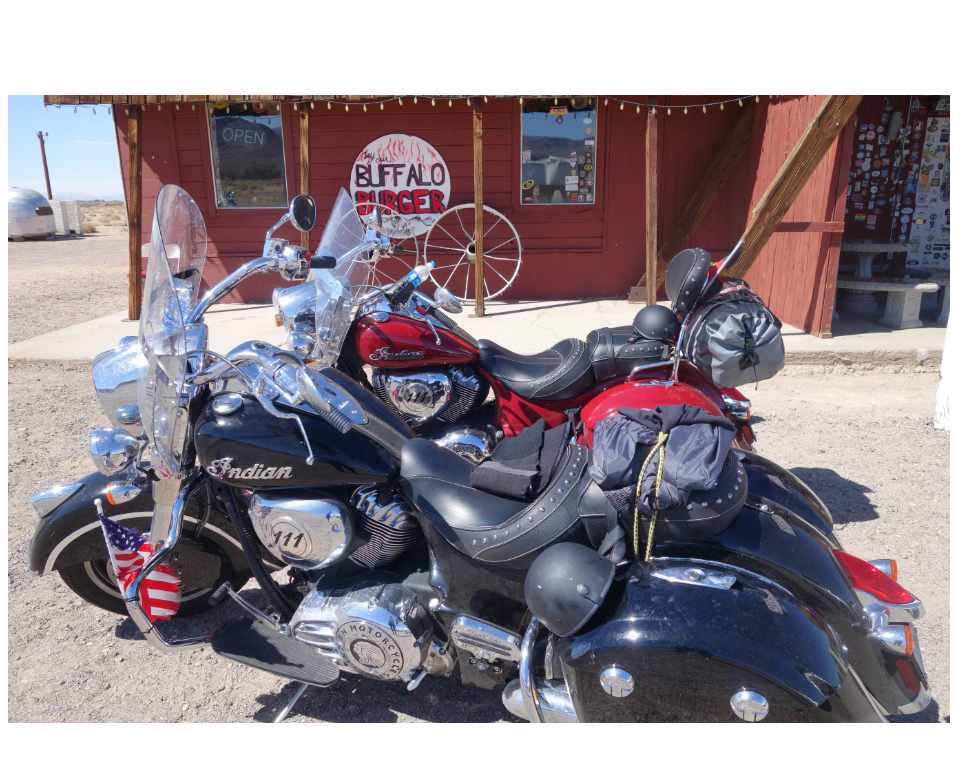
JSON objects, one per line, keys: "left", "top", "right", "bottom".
{"left": 476, "top": 327, "right": 667, "bottom": 402}
{"left": 399, "top": 439, "right": 612, "bottom": 566}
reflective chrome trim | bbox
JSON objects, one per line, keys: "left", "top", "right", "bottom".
{"left": 502, "top": 678, "right": 578, "bottom": 723}
{"left": 897, "top": 686, "right": 932, "bottom": 715}
{"left": 31, "top": 482, "right": 84, "bottom": 518}
{"left": 651, "top": 564, "right": 737, "bottom": 590}
{"left": 599, "top": 666, "right": 635, "bottom": 698}
{"left": 873, "top": 624, "right": 912, "bottom": 656}
{"left": 88, "top": 428, "right": 142, "bottom": 476}
{"left": 450, "top": 615, "right": 522, "bottom": 663}
{"left": 856, "top": 589, "right": 924, "bottom": 622}
{"left": 519, "top": 618, "right": 545, "bottom": 723}
{"left": 434, "top": 428, "right": 495, "bottom": 464}
{"left": 868, "top": 559, "right": 897, "bottom": 580}
{"left": 721, "top": 393, "right": 752, "bottom": 422}
{"left": 651, "top": 556, "right": 793, "bottom": 598}
{"left": 729, "top": 689, "right": 769, "bottom": 722}
{"left": 121, "top": 476, "right": 209, "bottom": 650}
{"left": 42, "top": 511, "right": 243, "bottom": 575}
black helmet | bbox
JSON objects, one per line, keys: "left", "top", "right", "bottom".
{"left": 524, "top": 542, "right": 615, "bottom": 637}
{"left": 632, "top": 304, "right": 680, "bottom": 344}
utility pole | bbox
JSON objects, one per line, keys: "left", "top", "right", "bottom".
{"left": 37, "top": 131, "right": 53, "bottom": 199}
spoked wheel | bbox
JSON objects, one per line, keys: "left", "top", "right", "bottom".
{"left": 347, "top": 201, "right": 421, "bottom": 289}
{"left": 423, "top": 204, "right": 522, "bottom": 302}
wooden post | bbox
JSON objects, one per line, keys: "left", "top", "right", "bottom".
{"left": 644, "top": 102, "right": 658, "bottom": 305}
{"left": 299, "top": 106, "right": 310, "bottom": 248}
{"left": 730, "top": 95, "right": 862, "bottom": 279}
{"left": 37, "top": 131, "right": 53, "bottom": 199}
{"left": 628, "top": 101, "right": 756, "bottom": 301}
{"left": 126, "top": 106, "right": 143, "bottom": 321}
{"left": 472, "top": 106, "right": 485, "bottom": 318}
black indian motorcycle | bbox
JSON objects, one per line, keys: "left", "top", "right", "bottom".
{"left": 28, "top": 185, "right": 931, "bottom": 722}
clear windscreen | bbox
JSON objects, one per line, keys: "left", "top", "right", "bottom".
{"left": 304, "top": 188, "right": 377, "bottom": 365}
{"left": 138, "top": 185, "right": 207, "bottom": 478}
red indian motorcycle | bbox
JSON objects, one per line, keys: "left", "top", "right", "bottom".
{"left": 273, "top": 189, "right": 756, "bottom": 464}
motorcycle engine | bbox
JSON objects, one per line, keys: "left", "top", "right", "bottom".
{"left": 372, "top": 366, "right": 488, "bottom": 427}
{"left": 290, "top": 582, "right": 450, "bottom": 682}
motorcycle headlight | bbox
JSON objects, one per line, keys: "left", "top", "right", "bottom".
{"left": 89, "top": 427, "right": 142, "bottom": 476}
{"left": 92, "top": 337, "right": 148, "bottom": 436}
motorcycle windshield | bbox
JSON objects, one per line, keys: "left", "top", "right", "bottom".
{"left": 138, "top": 185, "right": 207, "bottom": 477}
{"left": 305, "top": 187, "right": 377, "bottom": 365}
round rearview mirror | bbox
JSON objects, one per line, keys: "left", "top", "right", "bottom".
{"left": 289, "top": 195, "right": 317, "bottom": 233}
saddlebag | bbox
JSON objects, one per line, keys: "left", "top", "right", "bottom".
{"left": 589, "top": 405, "right": 746, "bottom": 549}
{"left": 680, "top": 280, "right": 785, "bottom": 388}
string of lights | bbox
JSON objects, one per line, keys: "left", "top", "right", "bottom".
{"left": 50, "top": 95, "right": 776, "bottom": 118}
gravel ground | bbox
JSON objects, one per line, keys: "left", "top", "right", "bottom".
{"left": 6, "top": 236, "right": 949, "bottom": 722}
{"left": 6, "top": 232, "right": 128, "bottom": 344}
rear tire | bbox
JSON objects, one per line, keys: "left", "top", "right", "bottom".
{"left": 57, "top": 557, "right": 248, "bottom": 617}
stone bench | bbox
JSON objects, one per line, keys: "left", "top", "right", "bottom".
{"left": 837, "top": 279, "right": 940, "bottom": 330}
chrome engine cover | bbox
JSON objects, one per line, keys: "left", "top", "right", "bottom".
{"left": 248, "top": 493, "right": 352, "bottom": 570}
{"left": 372, "top": 366, "right": 488, "bottom": 427}
{"left": 291, "top": 583, "right": 442, "bottom": 682}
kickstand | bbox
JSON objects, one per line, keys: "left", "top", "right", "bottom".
{"left": 274, "top": 682, "right": 310, "bottom": 723}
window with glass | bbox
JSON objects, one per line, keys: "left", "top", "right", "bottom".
{"left": 520, "top": 97, "right": 597, "bottom": 206}
{"left": 208, "top": 103, "right": 288, "bottom": 208}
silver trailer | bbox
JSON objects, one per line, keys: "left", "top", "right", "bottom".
{"left": 8, "top": 186, "right": 56, "bottom": 240}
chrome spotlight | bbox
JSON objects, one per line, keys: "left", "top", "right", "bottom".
{"left": 89, "top": 428, "right": 142, "bottom": 476}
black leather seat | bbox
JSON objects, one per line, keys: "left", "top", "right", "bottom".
{"left": 477, "top": 327, "right": 667, "bottom": 402}
{"left": 400, "top": 438, "right": 611, "bottom": 565}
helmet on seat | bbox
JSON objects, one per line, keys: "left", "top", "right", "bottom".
{"left": 631, "top": 304, "right": 680, "bottom": 344}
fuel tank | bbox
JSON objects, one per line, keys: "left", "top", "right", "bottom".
{"left": 195, "top": 368, "right": 412, "bottom": 490}
{"left": 352, "top": 313, "right": 478, "bottom": 369}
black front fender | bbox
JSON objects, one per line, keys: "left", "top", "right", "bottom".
{"left": 28, "top": 471, "right": 247, "bottom": 576}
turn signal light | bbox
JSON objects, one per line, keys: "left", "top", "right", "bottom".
{"left": 833, "top": 549, "right": 915, "bottom": 605}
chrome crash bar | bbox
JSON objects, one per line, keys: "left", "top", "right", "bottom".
{"left": 117, "top": 474, "right": 208, "bottom": 650}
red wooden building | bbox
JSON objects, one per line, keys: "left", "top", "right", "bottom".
{"left": 47, "top": 94, "right": 869, "bottom": 335}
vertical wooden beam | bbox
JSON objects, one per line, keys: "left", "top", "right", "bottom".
{"left": 730, "top": 95, "right": 862, "bottom": 279}
{"left": 298, "top": 106, "right": 310, "bottom": 248}
{"left": 644, "top": 103, "right": 658, "bottom": 305}
{"left": 472, "top": 106, "right": 485, "bottom": 317}
{"left": 126, "top": 105, "right": 143, "bottom": 321}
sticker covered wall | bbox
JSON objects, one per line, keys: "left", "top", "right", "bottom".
{"left": 906, "top": 97, "right": 949, "bottom": 270}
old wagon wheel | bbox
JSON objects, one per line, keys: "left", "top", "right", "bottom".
{"left": 347, "top": 201, "right": 421, "bottom": 288}
{"left": 422, "top": 204, "right": 522, "bottom": 302}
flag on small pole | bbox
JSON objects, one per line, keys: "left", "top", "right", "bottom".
{"left": 95, "top": 498, "right": 181, "bottom": 621}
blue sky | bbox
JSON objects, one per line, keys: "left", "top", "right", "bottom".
{"left": 8, "top": 95, "right": 123, "bottom": 198}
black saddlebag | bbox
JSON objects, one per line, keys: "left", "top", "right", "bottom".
{"left": 590, "top": 405, "right": 746, "bottom": 550}
{"left": 680, "top": 280, "right": 785, "bottom": 388}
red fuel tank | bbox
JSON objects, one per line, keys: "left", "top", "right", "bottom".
{"left": 353, "top": 314, "right": 478, "bottom": 368}
{"left": 579, "top": 378, "right": 723, "bottom": 447}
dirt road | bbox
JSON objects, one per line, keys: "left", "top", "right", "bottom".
{"left": 6, "top": 235, "right": 949, "bottom": 722}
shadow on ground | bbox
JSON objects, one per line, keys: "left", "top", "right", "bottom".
{"left": 789, "top": 467, "right": 878, "bottom": 524}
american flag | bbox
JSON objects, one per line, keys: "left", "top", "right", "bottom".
{"left": 96, "top": 500, "right": 181, "bottom": 621}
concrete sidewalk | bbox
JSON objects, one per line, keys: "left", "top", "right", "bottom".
{"left": 8, "top": 298, "right": 946, "bottom": 366}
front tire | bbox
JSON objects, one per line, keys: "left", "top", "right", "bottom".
{"left": 57, "top": 551, "right": 248, "bottom": 616}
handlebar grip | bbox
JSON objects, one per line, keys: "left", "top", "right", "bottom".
{"left": 310, "top": 254, "right": 337, "bottom": 269}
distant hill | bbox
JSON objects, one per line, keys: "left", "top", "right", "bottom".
{"left": 54, "top": 193, "right": 125, "bottom": 202}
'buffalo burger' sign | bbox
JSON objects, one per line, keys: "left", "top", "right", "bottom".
{"left": 350, "top": 134, "right": 451, "bottom": 236}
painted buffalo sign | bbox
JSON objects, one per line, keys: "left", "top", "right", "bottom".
{"left": 350, "top": 134, "right": 451, "bottom": 236}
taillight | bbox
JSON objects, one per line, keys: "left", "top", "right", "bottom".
{"left": 833, "top": 549, "right": 916, "bottom": 605}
